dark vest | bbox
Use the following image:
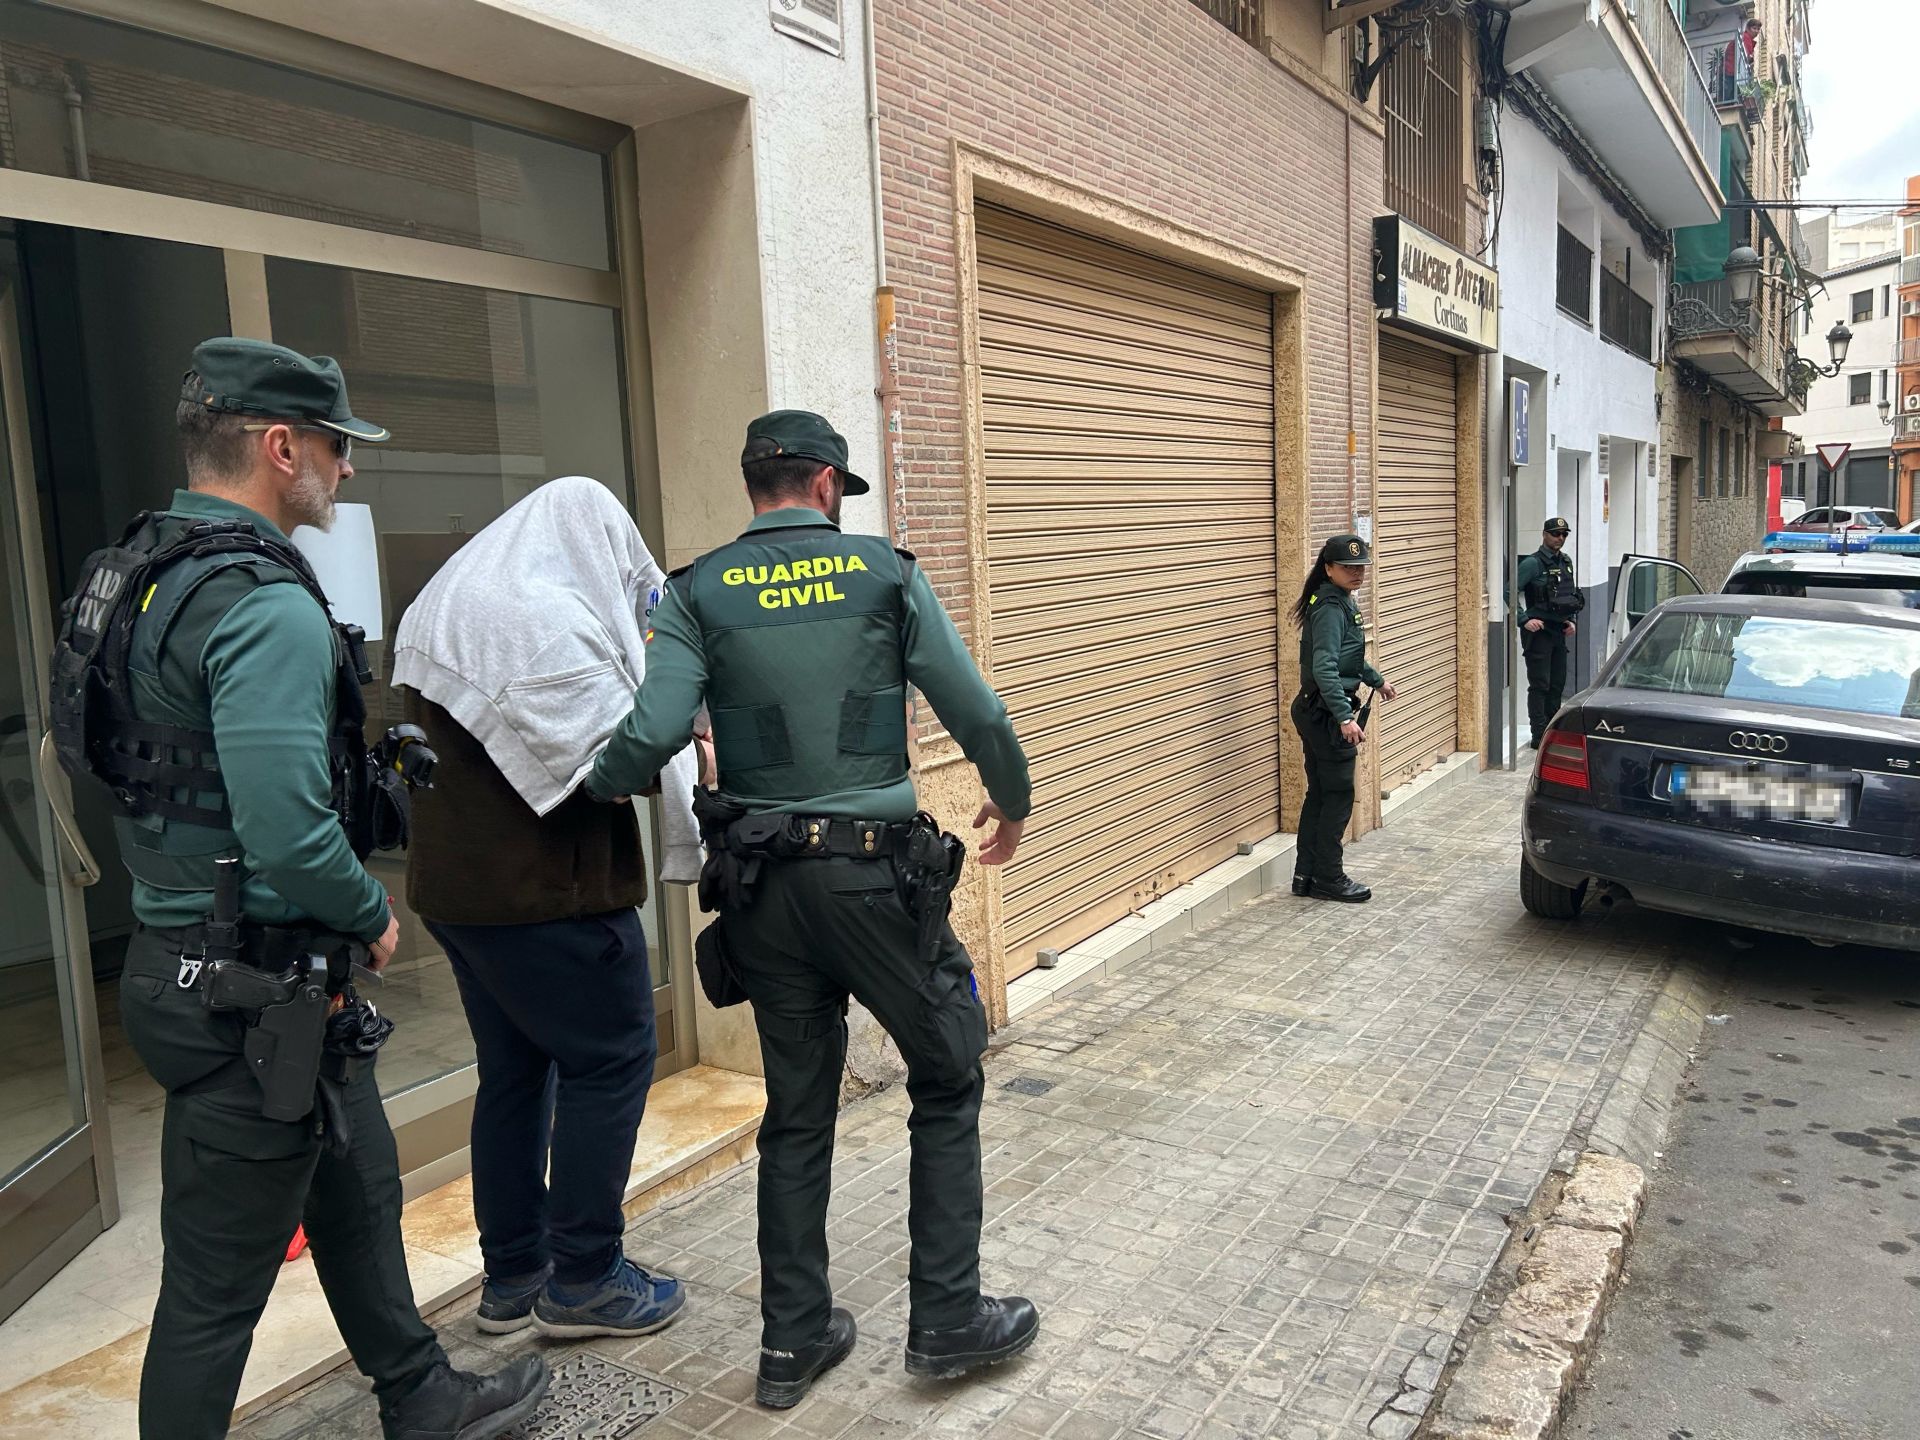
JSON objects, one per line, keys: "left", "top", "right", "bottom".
{"left": 1527, "top": 548, "right": 1583, "bottom": 616}
{"left": 681, "top": 522, "right": 912, "bottom": 807}
{"left": 49, "top": 509, "right": 366, "bottom": 892}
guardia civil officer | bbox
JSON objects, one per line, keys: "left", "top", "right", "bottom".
{"left": 1289, "top": 534, "right": 1396, "bottom": 902}
{"left": 51, "top": 340, "right": 546, "bottom": 1440}
{"left": 1516, "top": 517, "right": 1583, "bottom": 749}
{"left": 587, "top": 411, "right": 1039, "bottom": 1408}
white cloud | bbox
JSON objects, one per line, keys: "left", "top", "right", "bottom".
{"left": 1798, "top": 0, "right": 1920, "bottom": 206}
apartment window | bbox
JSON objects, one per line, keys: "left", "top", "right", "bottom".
{"left": 1696, "top": 421, "right": 1711, "bottom": 498}
{"left": 1885, "top": 285, "right": 1895, "bottom": 318}
{"left": 1717, "top": 427, "right": 1730, "bottom": 497}
{"left": 1851, "top": 289, "right": 1874, "bottom": 324}
{"left": 1849, "top": 373, "right": 1873, "bottom": 405}
{"left": 1188, "top": 0, "right": 1261, "bottom": 44}
{"left": 1382, "top": 14, "right": 1466, "bottom": 247}
{"left": 1557, "top": 228, "right": 1594, "bottom": 323}
{"left": 1599, "top": 271, "right": 1653, "bottom": 359}
{"left": 1734, "top": 432, "right": 1748, "bottom": 497}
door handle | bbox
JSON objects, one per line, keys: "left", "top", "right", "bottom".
{"left": 38, "top": 731, "right": 101, "bottom": 887}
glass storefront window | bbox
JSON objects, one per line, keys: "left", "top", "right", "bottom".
{"left": 265, "top": 256, "right": 648, "bottom": 1097}
{"left": 0, "top": 1, "right": 613, "bottom": 270}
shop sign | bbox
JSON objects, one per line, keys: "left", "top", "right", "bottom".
{"left": 1373, "top": 214, "right": 1498, "bottom": 353}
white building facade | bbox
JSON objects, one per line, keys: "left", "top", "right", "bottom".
{"left": 1781, "top": 238, "right": 1903, "bottom": 517}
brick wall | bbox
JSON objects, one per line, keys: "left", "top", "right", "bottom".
{"left": 1663, "top": 379, "right": 1768, "bottom": 588}
{"left": 874, "top": 0, "right": 1385, "bottom": 645}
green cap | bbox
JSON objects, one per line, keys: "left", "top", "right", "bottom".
{"left": 741, "top": 409, "right": 869, "bottom": 496}
{"left": 1319, "top": 533, "right": 1371, "bottom": 565}
{"left": 1545, "top": 517, "right": 1571, "bottom": 535}
{"left": 188, "top": 337, "right": 390, "bottom": 443}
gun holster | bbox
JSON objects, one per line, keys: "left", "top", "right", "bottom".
{"left": 241, "top": 954, "right": 330, "bottom": 1122}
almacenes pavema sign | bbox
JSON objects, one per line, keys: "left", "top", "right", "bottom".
{"left": 1373, "top": 214, "right": 1498, "bottom": 354}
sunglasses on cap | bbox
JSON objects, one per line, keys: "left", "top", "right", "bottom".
{"left": 241, "top": 421, "right": 352, "bottom": 460}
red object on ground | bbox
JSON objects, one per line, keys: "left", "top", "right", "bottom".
{"left": 286, "top": 1225, "right": 309, "bottom": 1263}
{"left": 1767, "top": 461, "right": 1784, "bottom": 531}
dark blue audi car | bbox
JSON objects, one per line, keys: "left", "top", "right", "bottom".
{"left": 1521, "top": 593, "right": 1920, "bottom": 952}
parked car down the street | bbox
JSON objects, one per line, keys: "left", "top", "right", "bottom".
{"left": 1778, "top": 505, "right": 1901, "bottom": 533}
{"left": 1521, "top": 593, "right": 1920, "bottom": 952}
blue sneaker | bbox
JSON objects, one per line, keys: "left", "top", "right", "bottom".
{"left": 476, "top": 1265, "right": 551, "bottom": 1334}
{"left": 532, "top": 1257, "right": 686, "bottom": 1339}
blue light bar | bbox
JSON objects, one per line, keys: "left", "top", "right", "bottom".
{"left": 1762, "top": 531, "right": 1920, "bottom": 555}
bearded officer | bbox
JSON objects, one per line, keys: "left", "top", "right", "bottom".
{"left": 587, "top": 410, "right": 1039, "bottom": 1408}
{"left": 55, "top": 339, "right": 547, "bottom": 1440}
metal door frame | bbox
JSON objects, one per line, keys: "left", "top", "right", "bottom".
{"left": 0, "top": 268, "right": 119, "bottom": 1324}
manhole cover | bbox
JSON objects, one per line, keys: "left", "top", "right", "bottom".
{"left": 505, "top": 1353, "right": 686, "bottom": 1439}
{"left": 1003, "top": 1076, "right": 1054, "bottom": 1096}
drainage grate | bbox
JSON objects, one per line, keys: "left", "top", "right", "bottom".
{"left": 1003, "top": 1076, "right": 1055, "bottom": 1096}
{"left": 505, "top": 1353, "right": 686, "bottom": 1439}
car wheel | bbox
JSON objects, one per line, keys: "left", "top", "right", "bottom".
{"left": 1520, "top": 855, "right": 1587, "bottom": 920}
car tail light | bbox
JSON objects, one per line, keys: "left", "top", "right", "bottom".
{"left": 1538, "top": 728, "right": 1590, "bottom": 790}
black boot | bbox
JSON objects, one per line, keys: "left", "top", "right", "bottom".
{"left": 757, "top": 1307, "right": 857, "bottom": 1409}
{"left": 380, "top": 1357, "right": 550, "bottom": 1440}
{"left": 1310, "top": 876, "right": 1371, "bottom": 903}
{"left": 1291, "top": 872, "right": 1312, "bottom": 897}
{"left": 905, "top": 1295, "right": 1039, "bottom": 1379}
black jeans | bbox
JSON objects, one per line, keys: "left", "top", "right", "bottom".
{"left": 1290, "top": 691, "right": 1358, "bottom": 883}
{"left": 427, "top": 909, "right": 657, "bottom": 1286}
{"left": 725, "top": 854, "right": 986, "bottom": 1349}
{"left": 119, "top": 927, "right": 444, "bottom": 1440}
{"left": 1523, "top": 624, "right": 1571, "bottom": 743}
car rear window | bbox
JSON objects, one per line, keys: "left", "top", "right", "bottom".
{"left": 1617, "top": 612, "right": 1920, "bottom": 718}
{"left": 1724, "top": 572, "right": 1920, "bottom": 609}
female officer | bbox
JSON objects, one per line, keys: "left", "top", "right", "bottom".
{"left": 1288, "top": 534, "right": 1396, "bottom": 902}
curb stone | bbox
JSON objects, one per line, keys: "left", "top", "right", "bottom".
{"left": 1586, "top": 956, "right": 1724, "bottom": 1169}
{"left": 1419, "top": 1153, "right": 1646, "bottom": 1440}
{"left": 1416, "top": 954, "right": 1724, "bottom": 1440}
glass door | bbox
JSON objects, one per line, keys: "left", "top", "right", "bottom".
{"left": 0, "top": 255, "right": 114, "bottom": 1325}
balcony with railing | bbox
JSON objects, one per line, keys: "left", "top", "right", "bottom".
{"left": 1670, "top": 276, "right": 1802, "bottom": 416}
{"left": 1601, "top": 271, "right": 1655, "bottom": 361}
{"left": 1691, "top": 36, "right": 1767, "bottom": 125}
{"left": 1504, "top": 0, "right": 1722, "bottom": 227}
{"left": 1897, "top": 337, "right": 1920, "bottom": 367}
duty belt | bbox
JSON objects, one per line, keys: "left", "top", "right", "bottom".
{"left": 135, "top": 920, "right": 358, "bottom": 987}
{"left": 746, "top": 816, "right": 917, "bottom": 860}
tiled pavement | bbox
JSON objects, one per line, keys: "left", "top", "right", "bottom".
{"left": 240, "top": 768, "right": 1694, "bottom": 1440}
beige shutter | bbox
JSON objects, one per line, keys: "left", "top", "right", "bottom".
{"left": 1373, "top": 333, "right": 1459, "bottom": 791}
{"left": 975, "top": 205, "right": 1280, "bottom": 980}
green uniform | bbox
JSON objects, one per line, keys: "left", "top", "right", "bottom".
{"left": 112, "top": 491, "right": 441, "bottom": 1439}
{"left": 589, "top": 505, "right": 1030, "bottom": 1350}
{"left": 1290, "top": 580, "right": 1382, "bottom": 884}
{"left": 1517, "top": 543, "right": 1578, "bottom": 745}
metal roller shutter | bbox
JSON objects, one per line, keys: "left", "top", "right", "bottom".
{"left": 1374, "top": 333, "right": 1459, "bottom": 791}
{"left": 975, "top": 205, "right": 1280, "bottom": 979}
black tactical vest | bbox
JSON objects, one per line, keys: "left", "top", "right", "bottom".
{"left": 48, "top": 510, "right": 386, "bottom": 888}
{"left": 679, "top": 520, "right": 915, "bottom": 807}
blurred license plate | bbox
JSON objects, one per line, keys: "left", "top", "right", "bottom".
{"left": 1669, "top": 765, "right": 1845, "bottom": 822}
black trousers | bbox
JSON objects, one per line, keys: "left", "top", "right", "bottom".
{"left": 725, "top": 854, "right": 986, "bottom": 1348}
{"left": 1523, "top": 624, "right": 1571, "bottom": 743}
{"left": 426, "top": 910, "right": 657, "bottom": 1286}
{"left": 1290, "top": 692, "right": 1358, "bottom": 884}
{"left": 119, "top": 927, "right": 444, "bottom": 1440}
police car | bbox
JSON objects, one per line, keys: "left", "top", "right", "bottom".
{"left": 1602, "top": 530, "right": 1920, "bottom": 654}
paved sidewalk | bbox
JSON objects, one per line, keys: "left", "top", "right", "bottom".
{"left": 241, "top": 769, "right": 1696, "bottom": 1440}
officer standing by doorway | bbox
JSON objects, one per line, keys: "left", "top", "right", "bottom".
{"left": 49, "top": 340, "right": 546, "bottom": 1440}
{"left": 1516, "top": 517, "right": 1582, "bottom": 749}
{"left": 1288, "top": 534, "right": 1395, "bottom": 903}
{"left": 587, "top": 410, "right": 1039, "bottom": 1409}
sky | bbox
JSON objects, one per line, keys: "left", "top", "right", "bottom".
{"left": 1796, "top": 0, "right": 1920, "bottom": 209}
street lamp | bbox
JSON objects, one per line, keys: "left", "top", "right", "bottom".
{"left": 1824, "top": 321, "right": 1852, "bottom": 370}
{"left": 1879, "top": 397, "right": 1894, "bottom": 427}
{"left": 1724, "top": 244, "right": 1763, "bottom": 307}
